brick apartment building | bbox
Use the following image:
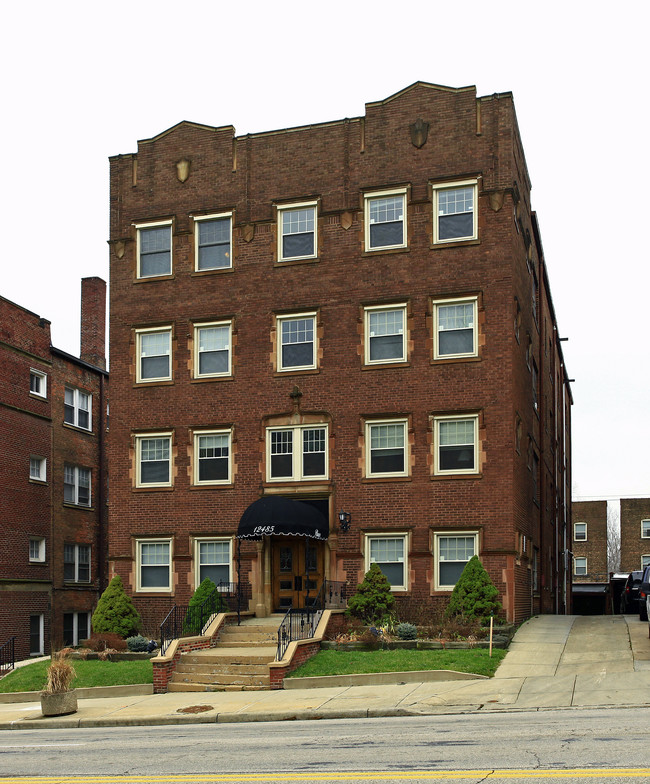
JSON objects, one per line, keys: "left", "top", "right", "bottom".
{"left": 107, "top": 81, "right": 572, "bottom": 631}
{"left": 620, "top": 498, "right": 650, "bottom": 573}
{"left": 0, "top": 278, "right": 108, "bottom": 660}
{"left": 571, "top": 500, "right": 609, "bottom": 584}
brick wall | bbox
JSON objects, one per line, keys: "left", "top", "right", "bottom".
{"left": 620, "top": 498, "right": 650, "bottom": 573}
{"left": 571, "top": 501, "right": 608, "bottom": 582}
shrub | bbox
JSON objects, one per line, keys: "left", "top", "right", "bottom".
{"left": 346, "top": 563, "right": 395, "bottom": 626}
{"left": 396, "top": 622, "right": 417, "bottom": 640}
{"left": 183, "top": 578, "right": 226, "bottom": 635}
{"left": 445, "top": 556, "right": 502, "bottom": 624}
{"left": 82, "top": 633, "right": 128, "bottom": 652}
{"left": 91, "top": 575, "right": 141, "bottom": 638}
{"left": 43, "top": 652, "right": 75, "bottom": 694}
{"left": 126, "top": 635, "right": 150, "bottom": 652}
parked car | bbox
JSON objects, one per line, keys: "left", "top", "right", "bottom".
{"left": 638, "top": 565, "right": 650, "bottom": 622}
{"left": 620, "top": 570, "right": 644, "bottom": 613}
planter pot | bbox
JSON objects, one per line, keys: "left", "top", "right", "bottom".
{"left": 40, "top": 690, "right": 78, "bottom": 717}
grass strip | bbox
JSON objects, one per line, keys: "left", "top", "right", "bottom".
{"left": 0, "top": 659, "right": 153, "bottom": 693}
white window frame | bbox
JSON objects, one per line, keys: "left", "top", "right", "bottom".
{"left": 194, "top": 212, "right": 233, "bottom": 271}
{"left": 432, "top": 297, "right": 478, "bottom": 360}
{"left": 277, "top": 202, "right": 317, "bottom": 262}
{"left": 136, "top": 538, "right": 172, "bottom": 593}
{"left": 276, "top": 312, "right": 317, "bottom": 372}
{"left": 433, "top": 414, "right": 479, "bottom": 476}
{"left": 63, "top": 612, "right": 91, "bottom": 647}
{"left": 30, "top": 614, "right": 44, "bottom": 656}
{"left": 364, "top": 188, "right": 407, "bottom": 252}
{"left": 64, "top": 387, "right": 92, "bottom": 431}
{"left": 641, "top": 520, "right": 650, "bottom": 539}
{"left": 364, "top": 304, "right": 407, "bottom": 365}
{"left": 29, "top": 369, "right": 47, "bottom": 398}
{"left": 29, "top": 455, "right": 47, "bottom": 481}
{"left": 193, "top": 321, "right": 232, "bottom": 379}
{"left": 136, "top": 220, "right": 173, "bottom": 279}
{"left": 64, "top": 464, "right": 91, "bottom": 507}
{"left": 365, "top": 533, "right": 409, "bottom": 591}
{"left": 266, "top": 424, "right": 329, "bottom": 482}
{"left": 136, "top": 327, "right": 173, "bottom": 383}
{"left": 29, "top": 537, "right": 46, "bottom": 563}
{"left": 194, "top": 537, "right": 233, "bottom": 588}
{"left": 574, "top": 556, "right": 588, "bottom": 576}
{"left": 193, "top": 429, "right": 232, "bottom": 485}
{"left": 64, "top": 543, "right": 91, "bottom": 583}
{"left": 574, "top": 522, "right": 587, "bottom": 542}
{"left": 641, "top": 555, "right": 650, "bottom": 569}
{"left": 135, "top": 433, "right": 173, "bottom": 488}
{"left": 365, "top": 419, "right": 408, "bottom": 479}
{"left": 433, "top": 531, "right": 479, "bottom": 591}
{"left": 432, "top": 179, "right": 478, "bottom": 244}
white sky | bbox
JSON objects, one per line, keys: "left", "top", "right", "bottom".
{"left": 1, "top": 1, "right": 647, "bottom": 501}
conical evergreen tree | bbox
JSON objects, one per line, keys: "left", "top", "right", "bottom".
{"left": 445, "top": 556, "right": 501, "bottom": 623}
{"left": 346, "top": 563, "right": 395, "bottom": 625}
{"left": 91, "top": 575, "right": 141, "bottom": 638}
{"left": 183, "top": 578, "right": 225, "bottom": 635}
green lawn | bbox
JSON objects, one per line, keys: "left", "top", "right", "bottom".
{"left": 0, "top": 659, "right": 153, "bottom": 694}
{"left": 286, "top": 648, "right": 506, "bottom": 679}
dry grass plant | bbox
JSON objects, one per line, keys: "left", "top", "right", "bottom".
{"left": 42, "top": 652, "right": 76, "bottom": 695}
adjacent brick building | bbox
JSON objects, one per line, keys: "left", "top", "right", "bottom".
{"left": 108, "top": 81, "right": 572, "bottom": 631}
{"left": 0, "top": 278, "right": 108, "bottom": 660}
{"left": 620, "top": 498, "right": 650, "bottom": 573}
{"left": 570, "top": 500, "right": 609, "bottom": 584}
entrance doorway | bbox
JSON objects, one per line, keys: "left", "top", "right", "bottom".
{"left": 271, "top": 538, "right": 324, "bottom": 611}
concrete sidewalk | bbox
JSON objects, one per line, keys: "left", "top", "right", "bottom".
{"left": 1, "top": 614, "right": 648, "bottom": 730}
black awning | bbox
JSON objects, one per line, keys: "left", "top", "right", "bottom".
{"left": 237, "top": 496, "right": 329, "bottom": 540}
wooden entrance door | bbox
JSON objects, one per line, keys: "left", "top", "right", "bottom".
{"left": 271, "top": 538, "right": 324, "bottom": 611}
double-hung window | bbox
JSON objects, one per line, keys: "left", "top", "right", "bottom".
{"left": 574, "top": 523, "right": 587, "bottom": 542}
{"left": 432, "top": 180, "right": 478, "bottom": 243}
{"left": 434, "top": 532, "right": 478, "bottom": 590}
{"left": 136, "top": 328, "right": 172, "bottom": 383}
{"left": 63, "top": 612, "right": 90, "bottom": 647}
{"left": 136, "top": 433, "right": 172, "bottom": 487}
{"left": 64, "top": 387, "right": 91, "bottom": 430}
{"left": 366, "top": 534, "right": 408, "bottom": 590}
{"left": 641, "top": 520, "right": 650, "bottom": 539}
{"left": 365, "top": 190, "right": 406, "bottom": 251}
{"left": 137, "top": 221, "right": 172, "bottom": 278}
{"left": 194, "top": 213, "right": 232, "bottom": 271}
{"left": 267, "top": 425, "right": 328, "bottom": 481}
{"left": 434, "top": 415, "right": 479, "bottom": 475}
{"left": 574, "top": 556, "right": 588, "bottom": 576}
{"left": 30, "top": 370, "right": 47, "bottom": 398}
{"left": 432, "top": 298, "right": 478, "bottom": 359}
{"left": 194, "top": 322, "right": 231, "bottom": 378}
{"left": 64, "top": 464, "right": 91, "bottom": 506}
{"left": 195, "top": 538, "right": 232, "bottom": 586}
{"left": 29, "top": 537, "right": 45, "bottom": 562}
{"left": 278, "top": 203, "right": 317, "bottom": 261}
{"left": 30, "top": 456, "right": 46, "bottom": 481}
{"left": 194, "top": 430, "right": 231, "bottom": 485}
{"left": 277, "top": 313, "right": 317, "bottom": 372}
{"left": 366, "top": 420, "right": 408, "bottom": 478}
{"left": 137, "top": 539, "right": 172, "bottom": 591}
{"left": 64, "top": 544, "right": 90, "bottom": 582}
{"left": 365, "top": 305, "right": 406, "bottom": 364}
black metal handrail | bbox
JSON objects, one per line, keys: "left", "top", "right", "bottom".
{"left": 0, "top": 637, "right": 16, "bottom": 675}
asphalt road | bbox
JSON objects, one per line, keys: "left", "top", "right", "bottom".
{"left": 1, "top": 707, "right": 649, "bottom": 783}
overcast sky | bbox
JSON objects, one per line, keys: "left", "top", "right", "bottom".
{"left": 1, "top": 1, "right": 647, "bottom": 501}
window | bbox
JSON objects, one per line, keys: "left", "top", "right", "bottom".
{"left": 532, "top": 360, "right": 539, "bottom": 412}
{"left": 574, "top": 556, "right": 587, "bottom": 576}
{"left": 137, "top": 222, "right": 172, "bottom": 278}
{"left": 432, "top": 180, "right": 478, "bottom": 243}
{"left": 29, "top": 456, "right": 46, "bottom": 481}
{"left": 532, "top": 452, "right": 539, "bottom": 503}
{"left": 194, "top": 430, "right": 232, "bottom": 485}
{"left": 364, "top": 305, "right": 406, "bottom": 364}
{"left": 64, "top": 387, "right": 91, "bottom": 430}
{"left": 364, "top": 190, "right": 406, "bottom": 251}
{"left": 434, "top": 415, "right": 479, "bottom": 475}
{"left": 29, "top": 537, "right": 45, "bottom": 562}
{"left": 642, "top": 520, "right": 650, "bottom": 538}
{"left": 267, "top": 425, "right": 328, "bottom": 481}
{"left": 641, "top": 555, "right": 650, "bottom": 569}
{"left": 195, "top": 538, "right": 232, "bottom": 586}
{"left": 278, "top": 203, "right": 317, "bottom": 261}
{"left": 194, "top": 322, "right": 231, "bottom": 378}
{"left": 30, "top": 370, "right": 47, "bottom": 398}
{"left": 30, "top": 614, "right": 44, "bottom": 655}
{"left": 64, "top": 464, "right": 91, "bottom": 506}
{"left": 432, "top": 298, "right": 478, "bottom": 359}
{"left": 366, "top": 534, "right": 408, "bottom": 591}
{"left": 366, "top": 420, "right": 408, "bottom": 478}
{"left": 434, "top": 532, "right": 478, "bottom": 590}
{"left": 136, "top": 328, "right": 172, "bottom": 383}
{"left": 63, "top": 612, "right": 90, "bottom": 647}
{"left": 574, "top": 523, "right": 587, "bottom": 542}
{"left": 194, "top": 213, "right": 232, "bottom": 271}
{"left": 277, "top": 313, "right": 317, "bottom": 372}
{"left": 135, "top": 434, "right": 172, "bottom": 487}
{"left": 137, "top": 539, "right": 172, "bottom": 591}
{"left": 64, "top": 544, "right": 90, "bottom": 582}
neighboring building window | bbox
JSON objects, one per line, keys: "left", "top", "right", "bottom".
{"left": 137, "top": 222, "right": 172, "bottom": 278}
{"left": 194, "top": 322, "right": 231, "bottom": 378}
{"left": 434, "top": 415, "right": 479, "bottom": 475}
{"left": 194, "top": 430, "right": 232, "bottom": 485}
{"left": 30, "top": 370, "right": 47, "bottom": 398}
{"left": 30, "top": 614, "right": 44, "bottom": 655}
{"left": 366, "top": 419, "right": 408, "bottom": 478}
{"left": 432, "top": 298, "right": 478, "bottom": 359}
{"left": 267, "top": 425, "right": 328, "bottom": 481}
{"left": 532, "top": 360, "right": 539, "bottom": 412}
{"left": 63, "top": 612, "right": 90, "bottom": 647}
{"left": 278, "top": 203, "right": 317, "bottom": 261}
{"left": 135, "top": 434, "right": 172, "bottom": 487}
{"left": 364, "top": 190, "right": 406, "bottom": 251}
{"left": 136, "top": 328, "right": 172, "bottom": 383}
{"left": 641, "top": 555, "right": 650, "bottom": 568}
{"left": 64, "top": 544, "right": 91, "bottom": 582}
{"left": 434, "top": 532, "right": 478, "bottom": 590}
{"left": 364, "top": 305, "right": 406, "bottom": 364}
{"left": 64, "top": 464, "right": 91, "bottom": 506}
{"left": 574, "top": 523, "right": 587, "bottom": 542}
{"left": 277, "top": 313, "right": 317, "bottom": 372}
{"left": 29, "top": 456, "right": 46, "bottom": 481}
{"left": 642, "top": 520, "right": 650, "bottom": 538}
{"left": 64, "top": 387, "right": 91, "bottom": 430}
{"left": 194, "top": 213, "right": 232, "bottom": 271}
{"left": 29, "top": 537, "right": 45, "bottom": 562}
{"left": 532, "top": 547, "right": 539, "bottom": 592}
{"left": 432, "top": 180, "right": 478, "bottom": 243}
{"left": 366, "top": 534, "right": 408, "bottom": 591}
{"left": 195, "top": 538, "right": 232, "bottom": 586}
{"left": 137, "top": 539, "right": 172, "bottom": 591}
{"left": 574, "top": 556, "right": 587, "bottom": 576}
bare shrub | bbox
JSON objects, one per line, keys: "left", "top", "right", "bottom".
{"left": 43, "top": 652, "right": 75, "bottom": 694}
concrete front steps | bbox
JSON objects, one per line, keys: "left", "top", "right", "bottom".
{"left": 167, "top": 616, "right": 282, "bottom": 692}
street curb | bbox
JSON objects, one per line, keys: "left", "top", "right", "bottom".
{"left": 0, "top": 684, "right": 153, "bottom": 704}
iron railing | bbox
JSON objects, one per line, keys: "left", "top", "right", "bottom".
{"left": 0, "top": 637, "right": 16, "bottom": 676}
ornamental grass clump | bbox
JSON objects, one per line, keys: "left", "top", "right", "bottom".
{"left": 42, "top": 652, "right": 75, "bottom": 695}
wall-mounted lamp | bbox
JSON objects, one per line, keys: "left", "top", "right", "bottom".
{"left": 338, "top": 510, "right": 351, "bottom": 532}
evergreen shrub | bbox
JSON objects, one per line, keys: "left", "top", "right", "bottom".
{"left": 445, "top": 556, "right": 502, "bottom": 624}
{"left": 91, "top": 575, "right": 141, "bottom": 638}
{"left": 396, "top": 622, "right": 418, "bottom": 640}
{"left": 183, "top": 578, "right": 226, "bottom": 635}
{"left": 126, "top": 635, "right": 150, "bottom": 652}
{"left": 346, "top": 563, "right": 395, "bottom": 626}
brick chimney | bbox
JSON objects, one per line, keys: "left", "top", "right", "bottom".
{"left": 80, "top": 277, "right": 106, "bottom": 369}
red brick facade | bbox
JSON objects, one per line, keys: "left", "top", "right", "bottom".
{"left": 571, "top": 501, "right": 608, "bottom": 583}
{"left": 620, "top": 498, "right": 650, "bottom": 574}
{"left": 108, "top": 82, "right": 571, "bottom": 629}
